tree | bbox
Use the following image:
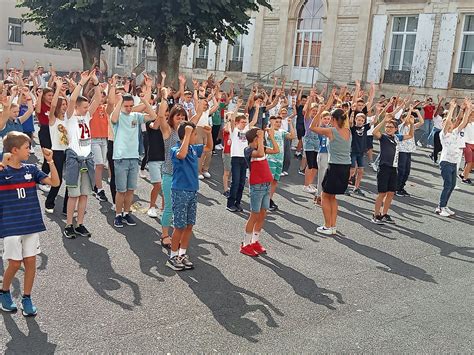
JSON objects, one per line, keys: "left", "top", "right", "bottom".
{"left": 120, "top": 0, "right": 272, "bottom": 84}
{"left": 18, "top": 0, "right": 133, "bottom": 69}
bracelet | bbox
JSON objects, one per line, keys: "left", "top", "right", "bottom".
{"left": 47, "top": 160, "right": 55, "bottom": 164}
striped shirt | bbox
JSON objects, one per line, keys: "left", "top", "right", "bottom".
{"left": 0, "top": 164, "right": 47, "bottom": 238}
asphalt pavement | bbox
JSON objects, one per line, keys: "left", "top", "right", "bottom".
{"left": 1, "top": 144, "right": 473, "bottom": 353}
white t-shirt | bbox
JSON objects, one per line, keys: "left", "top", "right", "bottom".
{"left": 439, "top": 128, "right": 464, "bottom": 164}
{"left": 463, "top": 122, "right": 474, "bottom": 144}
{"left": 281, "top": 117, "right": 289, "bottom": 132}
{"left": 366, "top": 115, "right": 376, "bottom": 136}
{"left": 230, "top": 125, "right": 249, "bottom": 157}
{"left": 50, "top": 117, "right": 68, "bottom": 151}
{"left": 433, "top": 115, "right": 443, "bottom": 130}
{"left": 65, "top": 112, "right": 92, "bottom": 157}
{"left": 197, "top": 109, "right": 212, "bottom": 127}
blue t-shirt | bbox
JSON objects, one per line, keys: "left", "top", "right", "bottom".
{"left": 171, "top": 143, "right": 204, "bottom": 191}
{"left": 112, "top": 112, "right": 145, "bottom": 160}
{"left": 0, "top": 164, "right": 47, "bottom": 238}
{"left": 0, "top": 119, "right": 23, "bottom": 138}
{"left": 319, "top": 134, "right": 328, "bottom": 153}
{"left": 20, "top": 104, "right": 35, "bottom": 133}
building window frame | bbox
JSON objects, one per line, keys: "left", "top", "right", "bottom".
{"left": 386, "top": 15, "right": 418, "bottom": 72}
{"left": 456, "top": 14, "right": 474, "bottom": 74}
{"left": 8, "top": 17, "right": 23, "bottom": 45}
{"left": 116, "top": 47, "right": 125, "bottom": 67}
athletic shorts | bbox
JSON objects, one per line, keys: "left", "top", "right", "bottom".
{"left": 67, "top": 171, "right": 93, "bottom": 197}
{"left": 377, "top": 165, "right": 398, "bottom": 193}
{"left": 322, "top": 163, "right": 350, "bottom": 195}
{"left": 249, "top": 183, "right": 271, "bottom": 212}
{"left": 351, "top": 152, "right": 365, "bottom": 168}
{"left": 148, "top": 161, "right": 163, "bottom": 183}
{"left": 114, "top": 158, "right": 139, "bottom": 192}
{"left": 222, "top": 153, "right": 231, "bottom": 172}
{"left": 464, "top": 143, "right": 474, "bottom": 163}
{"left": 297, "top": 125, "right": 305, "bottom": 140}
{"left": 305, "top": 151, "right": 318, "bottom": 169}
{"left": 172, "top": 190, "right": 197, "bottom": 228}
{"left": 3, "top": 233, "right": 41, "bottom": 261}
{"left": 91, "top": 138, "right": 108, "bottom": 165}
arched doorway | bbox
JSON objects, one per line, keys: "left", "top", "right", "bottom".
{"left": 291, "top": 0, "right": 324, "bottom": 84}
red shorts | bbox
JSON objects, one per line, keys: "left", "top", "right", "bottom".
{"left": 464, "top": 143, "right": 474, "bottom": 163}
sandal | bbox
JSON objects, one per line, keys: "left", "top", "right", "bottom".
{"left": 160, "top": 235, "right": 172, "bottom": 249}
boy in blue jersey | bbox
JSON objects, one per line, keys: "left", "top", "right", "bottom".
{"left": 166, "top": 122, "right": 212, "bottom": 271}
{"left": 0, "top": 132, "right": 59, "bottom": 316}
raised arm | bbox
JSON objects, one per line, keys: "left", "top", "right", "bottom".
{"left": 67, "top": 71, "right": 90, "bottom": 118}
{"left": 141, "top": 93, "right": 157, "bottom": 121}
{"left": 106, "top": 75, "right": 118, "bottom": 115}
{"left": 265, "top": 89, "right": 281, "bottom": 111}
{"left": 110, "top": 94, "right": 123, "bottom": 124}
{"left": 176, "top": 125, "right": 193, "bottom": 160}
{"left": 265, "top": 126, "right": 279, "bottom": 154}
{"left": 249, "top": 102, "right": 260, "bottom": 128}
{"left": 88, "top": 71, "right": 101, "bottom": 115}
{"left": 156, "top": 88, "right": 171, "bottom": 138}
{"left": 456, "top": 99, "right": 472, "bottom": 131}
{"left": 373, "top": 114, "right": 391, "bottom": 140}
{"left": 49, "top": 78, "right": 63, "bottom": 124}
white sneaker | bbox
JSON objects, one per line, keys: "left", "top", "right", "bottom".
{"left": 303, "top": 185, "right": 317, "bottom": 194}
{"left": 147, "top": 207, "right": 158, "bottom": 218}
{"left": 38, "top": 184, "right": 51, "bottom": 193}
{"left": 438, "top": 207, "right": 451, "bottom": 217}
{"left": 198, "top": 174, "right": 204, "bottom": 180}
{"left": 454, "top": 185, "right": 461, "bottom": 190}
{"left": 215, "top": 144, "right": 223, "bottom": 151}
{"left": 202, "top": 171, "right": 211, "bottom": 178}
{"left": 331, "top": 227, "right": 337, "bottom": 235}
{"left": 444, "top": 207, "right": 455, "bottom": 216}
{"left": 111, "top": 204, "right": 116, "bottom": 211}
{"left": 282, "top": 171, "right": 289, "bottom": 176}
{"left": 317, "top": 226, "right": 333, "bottom": 235}
{"left": 45, "top": 207, "right": 54, "bottom": 214}
{"left": 416, "top": 141, "right": 423, "bottom": 147}
{"left": 139, "top": 170, "right": 148, "bottom": 179}
{"left": 435, "top": 206, "right": 441, "bottom": 214}
{"left": 280, "top": 172, "right": 286, "bottom": 177}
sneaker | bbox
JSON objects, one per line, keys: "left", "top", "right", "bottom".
{"left": 458, "top": 173, "right": 464, "bottom": 180}
{"left": 74, "top": 224, "right": 91, "bottom": 237}
{"left": 21, "top": 296, "right": 37, "bottom": 317}
{"left": 223, "top": 190, "right": 230, "bottom": 198}
{"left": 303, "top": 185, "right": 316, "bottom": 194}
{"left": 95, "top": 189, "right": 108, "bottom": 202}
{"left": 353, "top": 188, "right": 365, "bottom": 197}
{"left": 111, "top": 203, "right": 116, "bottom": 211}
{"left": 401, "top": 189, "right": 411, "bottom": 197}
{"left": 435, "top": 206, "right": 441, "bottom": 214}
{"left": 147, "top": 207, "right": 158, "bottom": 218}
{"left": 212, "top": 151, "right": 218, "bottom": 156}
{"left": 461, "top": 178, "right": 472, "bottom": 185}
{"left": 202, "top": 171, "right": 211, "bottom": 178}
{"left": 179, "top": 254, "right": 194, "bottom": 269}
{"left": 215, "top": 144, "right": 224, "bottom": 150}
{"left": 454, "top": 185, "right": 461, "bottom": 190}
{"left": 236, "top": 203, "right": 244, "bottom": 212}
{"left": 428, "top": 153, "right": 434, "bottom": 162}
{"left": 269, "top": 199, "right": 278, "bottom": 211}
{"left": 122, "top": 213, "right": 137, "bottom": 226}
{"left": 395, "top": 190, "right": 405, "bottom": 197}
{"left": 282, "top": 171, "right": 289, "bottom": 176}
{"left": 444, "top": 207, "right": 455, "bottom": 216}
{"left": 63, "top": 225, "right": 76, "bottom": 239}
{"left": 227, "top": 205, "right": 238, "bottom": 212}
{"left": 438, "top": 207, "right": 451, "bottom": 217}
{"left": 251, "top": 241, "right": 267, "bottom": 255}
{"left": 198, "top": 174, "right": 204, "bottom": 180}
{"left": 298, "top": 169, "right": 305, "bottom": 176}
{"left": 372, "top": 163, "right": 378, "bottom": 172}
{"left": 240, "top": 244, "right": 259, "bottom": 257}
{"left": 381, "top": 214, "right": 395, "bottom": 224}
{"left": 344, "top": 188, "right": 351, "bottom": 196}
{"left": 166, "top": 255, "right": 185, "bottom": 271}
{"left": 45, "top": 206, "right": 54, "bottom": 214}
{"left": 139, "top": 170, "right": 148, "bottom": 179}
{"left": 331, "top": 227, "right": 337, "bottom": 235}
{"left": 371, "top": 214, "right": 384, "bottom": 225}
{"left": 416, "top": 141, "right": 423, "bottom": 147}
{"left": 38, "top": 184, "right": 51, "bottom": 193}
{"left": 427, "top": 144, "right": 434, "bottom": 149}
{"left": 317, "top": 226, "right": 333, "bottom": 235}
{"left": 280, "top": 172, "right": 286, "bottom": 177}
{"left": 0, "top": 291, "right": 18, "bottom": 312}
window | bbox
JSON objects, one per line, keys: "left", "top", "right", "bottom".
{"left": 8, "top": 18, "right": 22, "bottom": 44}
{"left": 116, "top": 47, "right": 125, "bottom": 67}
{"left": 388, "top": 16, "right": 418, "bottom": 71}
{"left": 458, "top": 15, "right": 474, "bottom": 74}
{"left": 138, "top": 39, "right": 147, "bottom": 63}
{"left": 231, "top": 35, "right": 244, "bottom": 62}
{"left": 197, "top": 41, "right": 209, "bottom": 59}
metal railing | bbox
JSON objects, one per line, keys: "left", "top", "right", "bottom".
{"left": 245, "top": 65, "right": 288, "bottom": 88}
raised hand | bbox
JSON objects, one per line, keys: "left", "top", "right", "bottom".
{"left": 161, "top": 71, "right": 167, "bottom": 79}
{"left": 0, "top": 152, "right": 12, "bottom": 170}
{"left": 79, "top": 71, "right": 90, "bottom": 85}
{"left": 42, "top": 148, "right": 54, "bottom": 162}
{"left": 178, "top": 74, "right": 186, "bottom": 84}
{"left": 184, "top": 124, "right": 194, "bottom": 135}
{"left": 202, "top": 125, "right": 212, "bottom": 134}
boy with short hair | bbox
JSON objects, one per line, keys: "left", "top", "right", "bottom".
{"left": 241, "top": 127, "right": 279, "bottom": 257}
{"left": 0, "top": 132, "right": 59, "bottom": 315}
{"left": 166, "top": 121, "right": 213, "bottom": 271}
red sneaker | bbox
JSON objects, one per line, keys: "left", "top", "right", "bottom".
{"left": 250, "top": 241, "right": 267, "bottom": 255}
{"left": 240, "top": 244, "right": 259, "bottom": 257}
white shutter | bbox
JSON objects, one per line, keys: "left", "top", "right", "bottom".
{"left": 367, "top": 15, "right": 388, "bottom": 83}
{"left": 409, "top": 13, "right": 436, "bottom": 87}
{"left": 186, "top": 43, "right": 194, "bottom": 69}
{"left": 242, "top": 18, "right": 256, "bottom": 73}
{"left": 207, "top": 41, "right": 217, "bottom": 70}
{"left": 218, "top": 39, "right": 228, "bottom": 71}
{"left": 433, "top": 13, "right": 458, "bottom": 89}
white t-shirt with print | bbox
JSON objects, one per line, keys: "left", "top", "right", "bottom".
{"left": 230, "top": 125, "right": 249, "bottom": 157}
{"left": 65, "top": 112, "right": 92, "bottom": 157}
{"left": 439, "top": 128, "right": 464, "bottom": 164}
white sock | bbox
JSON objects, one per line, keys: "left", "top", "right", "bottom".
{"left": 122, "top": 212, "right": 128, "bottom": 217}
{"left": 179, "top": 248, "right": 187, "bottom": 256}
{"left": 252, "top": 232, "right": 260, "bottom": 243}
{"left": 170, "top": 250, "right": 178, "bottom": 258}
{"left": 97, "top": 188, "right": 103, "bottom": 193}
{"left": 243, "top": 233, "right": 252, "bottom": 246}
{"left": 116, "top": 213, "right": 122, "bottom": 218}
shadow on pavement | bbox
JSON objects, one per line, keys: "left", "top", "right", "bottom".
{"left": 178, "top": 237, "right": 284, "bottom": 343}
{"left": 255, "top": 255, "right": 344, "bottom": 310}
{"left": 2, "top": 314, "right": 57, "bottom": 354}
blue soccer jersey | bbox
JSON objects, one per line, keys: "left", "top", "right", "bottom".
{"left": 0, "top": 164, "right": 47, "bottom": 238}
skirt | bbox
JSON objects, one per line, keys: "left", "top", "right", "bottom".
{"left": 322, "top": 163, "right": 351, "bottom": 195}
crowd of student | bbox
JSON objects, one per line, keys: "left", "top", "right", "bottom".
{"left": 0, "top": 59, "right": 473, "bottom": 316}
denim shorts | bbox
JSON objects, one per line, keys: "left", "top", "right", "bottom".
{"left": 148, "top": 161, "right": 163, "bottom": 183}
{"left": 172, "top": 190, "right": 197, "bottom": 228}
{"left": 114, "top": 158, "right": 139, "bottom": 192}
{"left": 351, "top": 152, "right": 365, "bottom": 168}
{"left": 249, "top": 182, "right": 271, "bottom": 212}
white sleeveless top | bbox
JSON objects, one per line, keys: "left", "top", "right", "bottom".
{"left": 50, "top": 117, "right": 68, "bottom": 151}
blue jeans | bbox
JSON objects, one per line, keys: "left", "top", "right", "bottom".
{"left": 439, "top": 161, "right": 457, "bottom": 208}
{"left": 227, "top": 157, "right": 247, "bottom": 208}
{"left": 161, "top": 173, "right": 173, "bottom": 227}
{"left": 249, "top": 183, "right": 271, "bottom": 212}
{"left": 397, "top": 152, "right": 411, "bottom": 191}
{"left": 418, "top": 120, "right": 434, "bottom": 146}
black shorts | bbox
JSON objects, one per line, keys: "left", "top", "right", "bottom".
{"left": 322, "top": 163, "right": 351, "bottom": 195}
{"left": 377, "top": 165, "right": 397, "bottom": 193}
{"left": 366, "top": 136, "right": 374, "bottom": 150}
{"left": 297, "top": 125, "right": 306, "bottom": 140}
{"left": 305, "top": 151, "right": 318, "bottom": 169}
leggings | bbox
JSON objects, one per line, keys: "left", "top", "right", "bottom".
{"left": 38, "top": 124, "right": 52, "bottom": 174}
{"left": 141, "top": 131, "right": 149, "bottom": 170}
{"left": 432, "top": 130, "right": 442, "bottom": 163}
{"left": 161, "top": 173, "right": 173, "bottom": 227}
{"left": 107, "top": 140, "right": 116, "bottom": 204}
{"left": 45, "top": 150, "right": 68, "bottom": 212}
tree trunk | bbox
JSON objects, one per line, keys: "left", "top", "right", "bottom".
{"left": 79, "top": 36, "right": 102, "bottom": 71}
{"left": 155, "top": 37, "right": 182, "bottom": 88}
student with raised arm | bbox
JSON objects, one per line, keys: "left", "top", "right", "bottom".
{"left": 0, "top": 87, "right": 34, "bottom": 142}
{"left": 222, "top": 99, "right": 243, "bottom": 196}
{"left": 109, "top": 86, "right": 157, "bottom": 229}
{"left": 371, "top": 110, "right": 414, "bottom": 225}
{"left": 62, "top": 70, "right": 101, "bottom": 239}
{"left": 35, "top": 84, "right": 54, "bottom": 180}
